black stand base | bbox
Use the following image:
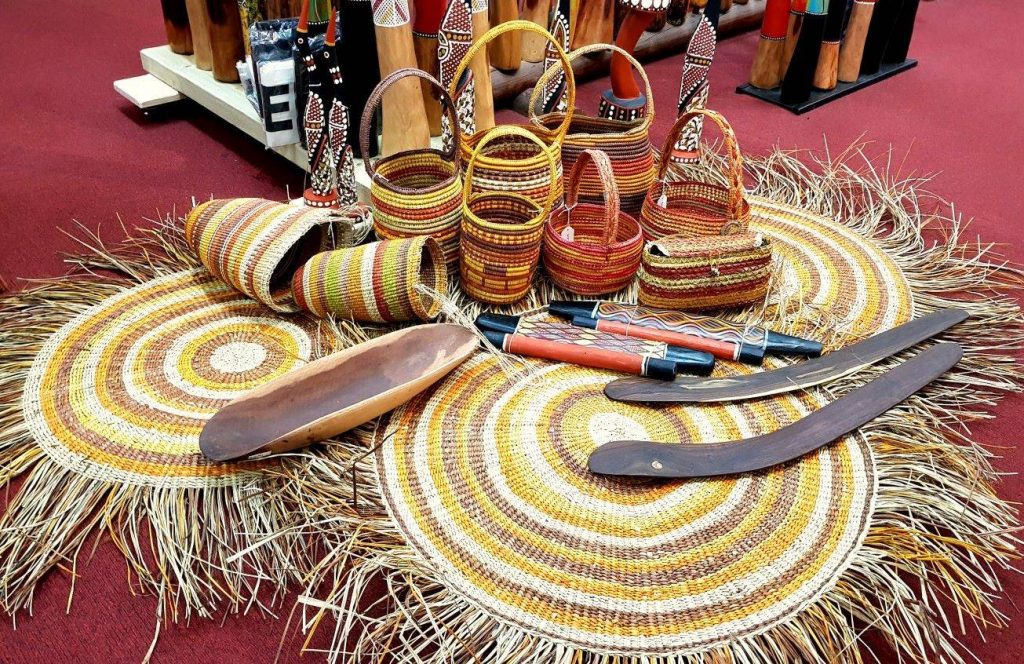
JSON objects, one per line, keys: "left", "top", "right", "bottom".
{"left": 735, "top": 59, "right": 918, "bottom": 115}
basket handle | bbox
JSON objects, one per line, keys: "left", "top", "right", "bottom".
{"left": 360, "top": 68, "right": 461, "bottom": 180}
{"left": 462, "top": 125, "right": 560, "bottom": 220}
{"left": 449, "top": 21, "right": 577, "bottom": 144}
{"left": 656, "top": 108, "right": 746, "bottom": 222}
{"left": 564, "top": 149, "right": 620, "bottom": 246}
{"left": 528, "top": 42, "right": 655, "bottom": 131}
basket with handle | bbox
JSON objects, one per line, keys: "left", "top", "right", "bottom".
{"left": 449, "top": 20, "right": 575, "bottom": 207}
{"left": 460, "top": 125, "right": 559, "bottom": 304}
{"left": 640, "top": 108, "right": 751, "bottom": 240}
{"left": 542, "top": 149, "right": 644, "bottom": 295}
{"left": 529, "top": 43, "right": 657, "bottom": 218}
{"left": 362, "top": 68, "right": 463, "bottom": 266}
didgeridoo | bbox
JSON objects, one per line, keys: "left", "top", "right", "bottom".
{"left": 521, "top": 0, "right": 552, "bottom": 62}
{"left": 184, "top": 0, "right": 212, "bottom": 70}
{"left": 161, "top": 0, "right": 193, "bottom": 54}
{"left": 600, "top": 0, "right": 669, "bottom": 120}
{"left": 480, "top": 329, "right": 679, "bottom": 380}
{"left": 540, "top": 0, "right": 571, "bottom": 113}
{"left": 340, "top": 0, "right": 381, "bottom": 156}
{"left": 489, "top": 0, "right": 522, "bottom": 70}
{"left": 413, "top": 0, "right": 446, "bottom": 135}
{"left": 571, "top": 0, "right": 614, "bottom": 48}
{"left": 837, "top": 0, "right": 876, "bottom": 82}
{"left": 470, "top": 0, "right": 497, "bottom": 129}
{"left": 573, "top": 316, "right": 748, "bottom": 364}
{"left": 373, "top": 0, "right": 431, "bottom": 154}
{"left": 812, "top": 0, "right": 847, "bottom": 90}
{"left": 779, "top": 0, "right": 827, "bottom": 105}
{"left": 780, "top": 0, "right": 808, "bottom": 80}
{"left": 859, "top": 0, "right": 903, "bottom": 75}
{"left": 882, "top": 0, "right": 920, "bottom": 64}
{"left": 206, "top": 0, "right": 245, "bottom": 82}
{"left": 748, "top": 0, "right": 790, "bottom": 89}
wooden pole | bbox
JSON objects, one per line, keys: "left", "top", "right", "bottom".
{"left": 374, "top": 0, "right": 431, "bottom": 154}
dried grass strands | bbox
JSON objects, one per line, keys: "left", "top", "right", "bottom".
{"left": 287, "top": 145, "right": 1023, "bottom": 664}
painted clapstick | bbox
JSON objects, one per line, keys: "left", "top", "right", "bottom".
{"left": 521, "top": 0, "right": 553, "bottom": 61}
{"left": 161, "top": 0, "right": 193, "bottom": 54}
{"left": 297, "top": 0, "right": 339, "bottom": 207}
{"left": 206, "top": 0, "right": 245, "bottom": 82}
{"left": 837, "top": 0, "right": 876, "bottom": 82}
{"left": 470, "top": 0, "right": 497, "bottom": 129}
{"left": 184, "top": 0, "right": 212, "bottom": 70}
{"left": 859, "top": 0, "right": 904, "bottom": 75}
{"left": 413, "top": 0, "right": 447, "bottom": 135}
{"left": 374, "top": 0, "right": 431, "bottom": 154}
{"left": 598, "top": 0, "right": 671, "bottom": 121}
{"left": 340, "top": 0, "right": 381, "bottom": 156}
{"left": 812, "top": 0, "right": 847, "bottom": 90}
{"left": 882, "top": 0, "right": 920, "bottom": 64}
{"left": 489, "top": 0, "right": 522, "bottom": 70}
{"left": 748, "top": 0, "right": 790, "bottom": 89}
{"left": 438, "top": 0, "right": 478, "bottom": 149}
{"left": 570, "top": 0, "right": 614, "bottom": 48}
{"left": 780, "top": 0, "right": 808, "bottom": 79}
{"left": 779, "top": 0, "right": 827, "bottom": 104}
{"left": 669, "top": 0, "right": 717, "bottom": 163}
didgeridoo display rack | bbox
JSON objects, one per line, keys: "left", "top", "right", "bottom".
{"left": 735, "top": 58, "right": 918, "bottom": 114}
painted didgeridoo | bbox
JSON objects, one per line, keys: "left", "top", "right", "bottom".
{"left": 748, "top": 0, "right": 791, "bottom": 89}
{"left": 476, "top": 314, "right": 716, "bottom": 374}
{"left": 488, "top": 0, "right": 522, "bottom": 70}
{"left": 597, "top": 0, "right": 670, "bottom": 121}
{"left": 413, "top": 0, "right": 447, "bottom": 135}
{"left": 323, "top": 6, "right": 359, "bottom": 205}
{"left": 882, "top": 0, "right": 920, "bottom": 64}
{"left": 521, "top": 0, "right": 553, "bottom": 62}
{"left": 540, "top": 0, "right": 571, "bottom": 113}
{"left": 373, "top": 0, "right": 431, "bottom": 154}
{"left": 297, "top": 0, "right": 339, "bottom": 207}
{"left": 780, "top": 0, "right": 808, "bottom": 80}
{"left": 836, "top": 0, "right": 876, "bottom": 82}
{"left": 669, "top": 0, "right": 717, "bottom": 164}
{"left": 161, "top": 0, "right": 194, "bottom": 54}
{"left": 470, "top": 0, "right": 497, "bottom": 129}
{"left": 479, "top": 329, "right": 679, "bottom": 380}
{"left": 812, "top": 0, "right": 847, "bottom": 90}
{"left": 779, "top": 0, "right": 827, "bottom": 104}
{"left": 859, "top": 0, "right": 904, "bottom": 75}
{"left": 570, "top": 0, "right": 614, "bottom": 48}
{"left": 437, "top": 0, "right": 477, "bottom": 149}
{"left": 184, "top": 0, "right": 212, "bottom": 69}
{"left": 340, "top": 0, "right": 381, "bottom": 156}
{"left": 548, "top": 300, "right": 823, "bottom": 359}
{"left": 206, "top": 0, "right": 245, "bottom": 81}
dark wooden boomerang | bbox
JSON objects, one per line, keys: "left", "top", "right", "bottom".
{"left": 589, "top": 341, "right": 961, "bottom": 478}
{"left": 604, "top": 308, "right": 967, "bottom": 403}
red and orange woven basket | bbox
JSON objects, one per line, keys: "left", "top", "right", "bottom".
{"left": 640, "top": 108, "right": 751, "bottom": 240}
{"left": 542, "top": 149, "right": 644, "bottom": 295}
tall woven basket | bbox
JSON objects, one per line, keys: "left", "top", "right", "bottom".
{"left": 531, "top": 43, "right": 657, "bottom": 218}
{"left": 542, "top": 149, "right": 644, "bottom": 295}
{"left": 362, "top": 69, "right": 463, "bottom": 266}
{"left": 460, "top": 126, "right": 558, "bottom": 304}
{"left": 640, "top": 108, "right": 751, "bottom": 239}
{"left": 449, "top": 20, "right": 575, "bottom": 207}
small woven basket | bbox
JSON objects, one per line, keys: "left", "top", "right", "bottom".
{"left": 460, "top": 126, "right": 558, "bottom": 304}
{"left": 291, "top": 236, "right": 448, "bottom": 322}
{"left": 363, "top": 69, "right": 463, "bottom": 266}
{"left": 640, "top": 108, "right": 751, "bottom": 239}
{"left": 542, "top": 149, "right": 644, "bottom": 295}
{"left": 638, "top": 231, "right": 773, "bottom": 311}
{"left": 449, "top": 20, "right": 574, "bottom": 207}
{"left": 531, "top": 43, "right": 657, "bottom": 218}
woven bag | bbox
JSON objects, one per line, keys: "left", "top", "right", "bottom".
{"left": 362, "top": 69, "right": 463, "bottom": 267}
{"left": 291, "top": 236, "right": 447, "bottom": 322}
{"left": 638, "top": 231, "right": 773, "bottom": 311}
{"left": 460, "top": 126, "right": 559, "bottom": 304}
{"left": 530, "top": 43, "right": 657, "bottom": 218}
{"left": 640, "top": 108, "right": 751, "bottom": 240}
{"left": 542, "top": 149, "right": 644, "bottom": 295}
{"left": 449, "top": 20, "right": 575, "bottom": 207}
{"left": 184, "top": 197, "right": 371, "bottom": 312}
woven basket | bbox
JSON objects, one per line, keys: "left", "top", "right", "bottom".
{"left": 460, "top": 126, "right": 558, "bottom": 304}
{"left": 638, "top": 231, "right": 773, "bottom": 311}
{"left": 291, "top": 236, "right": 447, "bottom": 322}
{"left": 362, "top": 69, "right": 463, "bottom": 267}
{"left": 530, "top": 43, "right": 657, "bottom": 218}
{"left": 449, "top": 20, "right": 574, "bottom": 207}
{"left": 542, "top": 149, "right": 644, "bottom": 295}
{"left": 640, "top": 108, "right": 751, "bottom": 239}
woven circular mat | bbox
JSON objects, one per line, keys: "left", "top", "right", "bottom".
{"left": 378, "top": 198, "right": 914, "bottom": 655}
{"left": 22, "top": 268, "right": 320, "bottom": 488}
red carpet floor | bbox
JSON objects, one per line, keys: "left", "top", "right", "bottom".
{"left": 1, "top": 0, "right": 1021, "bottom": 661}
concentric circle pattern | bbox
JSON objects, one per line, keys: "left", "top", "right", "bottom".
{"left": 23, "top": 269, "right": 321, "bottom": 487}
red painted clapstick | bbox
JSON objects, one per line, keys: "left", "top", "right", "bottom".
{"left": 485, "top": 330, "right": 677, "bottom": 380}
{"left": 588, "top": 318, "right": 741, "bottom": 361}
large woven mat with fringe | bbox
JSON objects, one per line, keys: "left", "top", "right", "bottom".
{"left": 1, "top": 149, "right": 1022, "bottom": 662}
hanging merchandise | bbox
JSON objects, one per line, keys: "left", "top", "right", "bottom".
{"left": 460, "top": 126, "right": 558, "bottom": 304}
{"left": 362, "top": 69, "right": 463, "bottom": 265}
{"left": 641, "top": 108, "right": 750, "bottom": 239}
{"left": 249, "top": 19, "right": 301, "bottom": 147}
{"left": 541, "top": 149, "right": 644, "bottom": 296}
{"left": 451, "top": 21, "right": 575, "bottom": 207}
{"left": 531, "top": 43, "right": 657, "bottom": 218}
